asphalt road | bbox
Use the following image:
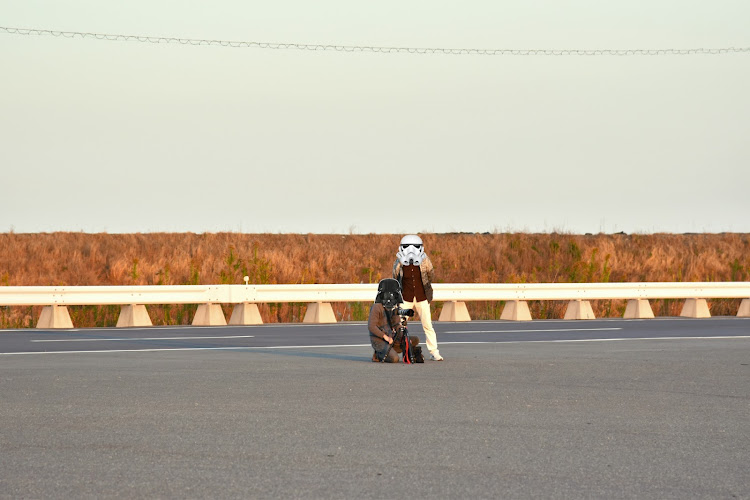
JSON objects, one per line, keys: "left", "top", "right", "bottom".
{"left": 1, "top": 317, "right": 749, "bottom": 499}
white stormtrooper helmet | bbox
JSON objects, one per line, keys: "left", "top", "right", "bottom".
{"left": 396, "top": 234, "right": 427, "bottom": 266}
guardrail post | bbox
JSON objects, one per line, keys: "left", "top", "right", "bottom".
{"left": 680, "top": 298, "right": 711, "bottom": 318}
{"left": 116, "top": 304, "right": 153, "bottom": 327}
{"left": 623, "top": 299, "right": 655, "bottom": 319}
{"left": 738, "top": 299, "right": 750, "bottom": 317}
{"left": 36, "top": 305, "right": 74, "bottom": 329}
{"left": 193, "top": 304, "right": 227, "bottom": 326}
{"left": 500, "top": 300, "right": 532, "bottom": 321}
{"left": 438, "top": 301, "right": 471, "bottom": 321}
{"left": 303, "top": 302, "right": 336, "bottom": 323}
{"left": 229, "top": 303, "right": 263, "bottom": 325}
{"left": 564, "top": 300, "right": 596, "bottom": 320}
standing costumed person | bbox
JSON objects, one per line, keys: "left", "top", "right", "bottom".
{"left": 393, "top": 235, "right": 443, "bottom": 361}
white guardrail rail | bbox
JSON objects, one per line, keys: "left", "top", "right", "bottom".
{"left": 0, "top": 282, "right": 749, "bottom": 328}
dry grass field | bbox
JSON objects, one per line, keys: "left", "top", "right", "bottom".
{"left": 1, "top": 232, "right": 749, "bottom": 328}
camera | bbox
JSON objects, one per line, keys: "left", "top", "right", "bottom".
{"left": 397, "top": 307, "right": 414, "bottom": 317}
{"left": 393, "top": 308, "right": 414, "bottom": 339}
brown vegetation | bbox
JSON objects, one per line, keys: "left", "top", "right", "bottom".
{"left": 1, "top": 232, "right": 749, "bottom": 328}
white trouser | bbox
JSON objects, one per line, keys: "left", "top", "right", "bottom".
{"left": 401, "top": 298, "right": 438, "bottom": 353}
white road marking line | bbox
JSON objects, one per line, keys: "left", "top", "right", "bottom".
{"left": 441, "top": 336, "right": 750, "bottom": 344}
{"left": 0, "top": 344, "right": 371, "bottom": 355}
{"left": 1, "top": 336, "right": 749, "bottom": 356}
{"left": 444, "top": 327, "right": 623, "bottom": 334}
{"left": 2, "top": 318, "right": 747, "bottom": 334}
{"left": 30, "top": 335, "right": 255, "bottom": 343}
{"left": 0, "top": 322, "right": 358, "bottom": 333}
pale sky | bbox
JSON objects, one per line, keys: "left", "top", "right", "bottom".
{"left": 1, "top": 1, "right": 749, "bottom": 234}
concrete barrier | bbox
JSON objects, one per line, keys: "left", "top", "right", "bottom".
{"left": 116, "top": 304, "right": 152, "bottom": 327}
{"left": 623, "top": 299, "right": 655, "bottom": 319}
{"left": 680, "top": 298, "right": 711, "bottom": 319}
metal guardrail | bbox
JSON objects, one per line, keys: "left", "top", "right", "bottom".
{"left": 1, "top": 282, "right": 749, "bottom": 328}
{"left": 432, "top": 282, "right": 750, "bottom": 301}
{"left": 0, "top": 284, "right": 377, "bottom": 306}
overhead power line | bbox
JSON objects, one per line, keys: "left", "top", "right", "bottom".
{"left": 2, "top": 26, "right": 748, "bottom": 56}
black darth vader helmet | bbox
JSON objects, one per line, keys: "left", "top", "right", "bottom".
{"left": 375, "top": 278, "right": 403, "bottom": 309}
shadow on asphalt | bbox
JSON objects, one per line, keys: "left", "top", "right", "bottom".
{"left": 250, "top": 349, "right": 371, "bottom": 363}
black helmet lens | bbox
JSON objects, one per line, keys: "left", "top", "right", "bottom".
{"left": 383, "top": 292, "right": 398, "bottom": 307}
